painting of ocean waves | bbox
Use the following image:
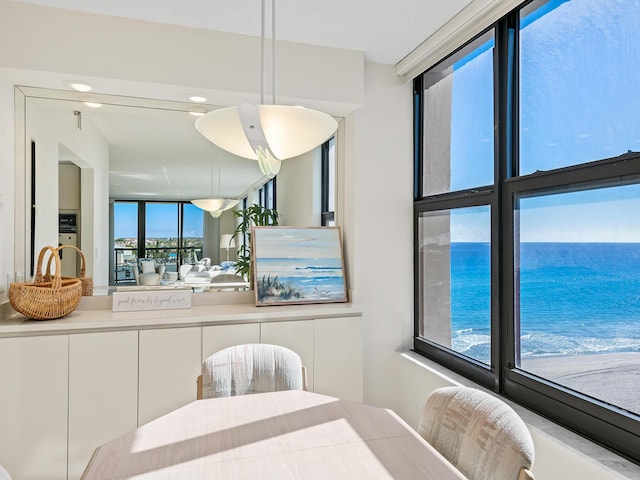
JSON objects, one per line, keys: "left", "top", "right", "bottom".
{"left": 253, "top": 227, "right": 348, "bottom": 305}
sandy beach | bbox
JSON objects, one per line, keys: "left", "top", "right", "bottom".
{"left": 520, "top": 352, "right": 640, "bottom": 414}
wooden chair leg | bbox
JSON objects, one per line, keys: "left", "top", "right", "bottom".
{"left": 196, "top": 374, "right": 203, "bottom": 400}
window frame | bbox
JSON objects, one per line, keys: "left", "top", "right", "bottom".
{"left": 321, "top": 137, "right": 336, "bottom": 226}
{"left": 413, "top": 0, "right": 640, "bottom": 462}
{"left": 258, "top": 177, "right": 277, "bottom": 210}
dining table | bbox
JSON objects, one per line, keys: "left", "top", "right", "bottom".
{"left": 81, "top": 390, "right": 467, "bottom": 479}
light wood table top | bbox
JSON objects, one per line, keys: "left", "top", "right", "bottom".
{"left": 82, "top": 390, "right": 467, "bottom": 479}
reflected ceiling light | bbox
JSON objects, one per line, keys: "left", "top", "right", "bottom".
{"left": 84, "top": 102, "right": 103, "bottom": 108}
{"left": 188, "top": 107, "right": 207, "bottom": 117}
{"left": 189, "top": 95, "right": 207, "bottom": 103}
{"left": 191, "top": 149, "right": 239, "bottom": 216}
{"left": 69, "top": 82, "right": 92, "bottom": 92}
{"left": 195, "top": 0, "right": 337, "bottom": 179}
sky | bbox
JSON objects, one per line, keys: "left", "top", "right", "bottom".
{"left": 114, "top": 202, "right": 204, "bottom": 239}
{"left": 447, "top": 0, "right": 640, "bottom": 242}
{"left": 253, "top": 227, "right": 343, "bottom": 259}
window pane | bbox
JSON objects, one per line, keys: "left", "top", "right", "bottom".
{"left": 113, "top": 202, "right": 138, "bottom": 284}
{"left": 145, "top": 203, "right": 178, "bottom": 264}
{"left": 181, "top": 203, "right": 204, "bottom": 269}
{"left": 516, "top": 185, "right": 640, "bottom": 414}
{"left": 327, "top": 137, "right": 336, "bottom": 212}
{"left": 418, "top": 206, "right": 491, "bottom": 364}
{"left": 520, "top": 0, "right": 640, "bottom": 175}
{"left": 422, "top": 32, "right": 494, "bottom": 196}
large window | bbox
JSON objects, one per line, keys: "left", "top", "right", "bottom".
{"left": 414, "top": 0, "right": 640, "bottom": 462}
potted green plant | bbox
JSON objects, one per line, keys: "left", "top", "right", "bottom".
{"left": 231, "top": 204, "right": 279, "bottom": 283}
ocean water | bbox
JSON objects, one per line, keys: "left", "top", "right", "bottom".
{"left": 255, "top": 257, "right": 346, "bottom": 301}
{"left": 451, "top": 242, "right": 640, "bottom": 362}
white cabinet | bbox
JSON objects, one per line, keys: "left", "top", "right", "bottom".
{"left": 67, "top": 331, "right": 138, "bottom": 480}
{"left": 0, "top": 303, "right": 362, "bottom": 479}
{"left": 314, "top": 316, "right": 363, "bottom": 402}
{"left": 261, "top": 320, "right": 315, "bottom": 391}
{"left": 202, "top": 323, "right": 260, "bottom": 361}
{"left": 0, "top": 335, "right": 69, "bottom": 480}
{"left": 138, "top": 327, "right": 201, "bottom": 425}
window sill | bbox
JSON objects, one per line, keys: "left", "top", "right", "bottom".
{"left": 397, "top": 351, "right": 640, "bottom": 480}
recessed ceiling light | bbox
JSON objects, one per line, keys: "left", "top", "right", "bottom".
{"left": 189, "top": 95, "right": 207, "bottom": 103}
{"left": 84, "top": 102, "right": 102, "bottom": 108}
{"left": 69, "top": 82, "right": 93, "bottom": 92}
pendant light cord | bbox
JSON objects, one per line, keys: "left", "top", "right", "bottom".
{"left": 260, "top": 0, "right": 265, "bottom": 105}
{"left": 272, "top": 0, "right": 276, "bottom": 105}
{"left": 260, "top": 0, "right": 276, "bottom": 105}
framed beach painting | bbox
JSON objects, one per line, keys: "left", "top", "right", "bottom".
{"left": 252, "top": 226, "right": 348, "bottom": 306}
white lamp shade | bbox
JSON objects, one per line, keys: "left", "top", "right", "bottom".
{"left": 195, "top": 104, "right": 338, "bottom": 161}
{"left": 192, "top": 198, "right": 239, "bottom": 213}
{"left": 220, "top": 234, "right": 236, "bottom": 249}
{"left": 191, "top": 198, "right": 227, "bottom": 211}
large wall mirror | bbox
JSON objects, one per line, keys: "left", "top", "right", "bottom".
{"left": 15, "top": 86, "right": 336, "bottom": 295}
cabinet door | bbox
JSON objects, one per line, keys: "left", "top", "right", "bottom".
{"left": 139, "top": 327, "right": 201, "bottom": 426}
{"left": 202, "top": 323, "right": 260, "bottom": 361}
{"left": 314, "top": 316, "right": 363, "bottom": 402}
{"left": 68, "top": 331, "right": 138, "bottom": 480}
{"left": 0, "top": 335, "right": 68, "bottom": 480}
{"left": 261, "top": 320, "right": 314, "bottom": 391}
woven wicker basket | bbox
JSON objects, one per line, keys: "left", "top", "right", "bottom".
{"left": 45, "top": 244, "right": 93, "bottom": 296}
{"left": 9, "top": 246, "right": 83, "bottom": 320}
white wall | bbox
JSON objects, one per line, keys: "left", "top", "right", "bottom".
{"left": 26, "top": 102, "right": 110, "bottom": 284}
{"left": 349, "top": 62, "right": 414, "bottom": 408}
{"left": 0, "top": 76, "right": 13, "bottom": 302}
{"left": 276, "top": 149, "right": 321, "bottom": 226}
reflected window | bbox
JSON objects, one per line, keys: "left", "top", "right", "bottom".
{"left": 112, "top": 200, "right": 204, "bottom": 284}
{"left": 258, "top": 178, "right": 276, "bottom": 210}
{"left": 322, "top": 137, "right": 336, "bottom": 226}
{"left": 113, "top": 202, "right": 138, "bottom": 284}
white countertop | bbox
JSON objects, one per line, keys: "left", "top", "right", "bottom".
{"left": 0, "top": 294, "right": 362, "bottom": 337}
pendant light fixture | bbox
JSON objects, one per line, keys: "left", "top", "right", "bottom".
{"left": 195, "top": 0, "right": 337, "bottom": 178}
{"left": 191, "top": 148, "right": 239, "bottom": 217}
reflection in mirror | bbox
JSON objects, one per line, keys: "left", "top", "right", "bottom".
{"left": 17, "top": 86, "right": 331, "bottom": 295}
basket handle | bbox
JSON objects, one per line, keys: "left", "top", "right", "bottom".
{"left": 45, "top": 244, "right": 86, "bottom": 280}
{"left": 34, "top": 246, "right": 62, "bottom": 290}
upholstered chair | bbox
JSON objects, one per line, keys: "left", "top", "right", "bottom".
{"left": 197, "top": 343, "right": 307, "bottom": 399}
{"left": 417, "top": 386, "right": 535, "bottom": 480}
{"left": 132, "top": 258, "right": 165, "bottom": 286}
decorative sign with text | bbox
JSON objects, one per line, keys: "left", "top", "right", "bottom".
{"left": 112, "top": 289, "right": 192, "bottom": 312}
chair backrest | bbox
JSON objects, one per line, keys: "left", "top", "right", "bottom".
{"left": 200, "top": 343, "right": 306, "bottom": 399}
{"left": 417, "top": 386, "right": 535, "bottom": 480}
